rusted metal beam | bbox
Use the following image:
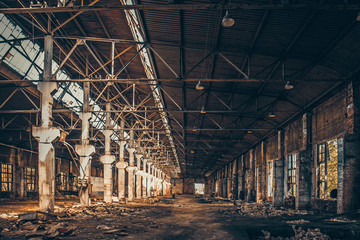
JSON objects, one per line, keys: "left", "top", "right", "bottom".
{"left": 0, "top": 88, "right": 19, "bottom": 109}
{"left": 89, "top": 45, "right": 133, "bottom": 77}
{"left": 52, "top": 39, "right": 83, "bottom": 78}
{"left": 2, "top": 4, "right": 360, "bottom": 14}
{"left": 0, "top": 78, "right": 345, "bottom": 84}
{"left": 50, "top": 0, "right": 101, "bottom": 34}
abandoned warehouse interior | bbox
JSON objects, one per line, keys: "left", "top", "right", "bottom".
{"left": 0, "top": 0, "right": 360, "bottom": 239}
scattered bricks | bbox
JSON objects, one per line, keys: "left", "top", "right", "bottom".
{"left": 18, "top": 211, "right": 57, "bottom": 221}
{"left": 1, "top": 202, "right": 149, "bottom": 239}
{"left": 218, "top": 202, "right": 307, "bottom": 218}
{"left": 260, "top": 226, "right": 331, "bottom": 240}
{"left": 18, "top": 212, "right": 38, "bottom": 221}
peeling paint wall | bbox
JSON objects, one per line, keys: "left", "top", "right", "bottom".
{"left": 266, "top": 134, "right": 279, "bottom": 161}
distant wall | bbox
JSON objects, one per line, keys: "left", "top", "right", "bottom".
{"left": 171, "top": 178, "right": 205, "bottom": 194}
{"left": 171, "top": 178, "right": 184, "bottom": 194}
{"left": 183, "top": 178, "right": 195, "bottom": 194}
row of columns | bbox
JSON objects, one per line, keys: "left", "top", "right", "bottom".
{"left": 33, "top": 35, "right": 171, "bottom": 212}
{"left": 115, "top": 138, "right": 171, "bottom": 202}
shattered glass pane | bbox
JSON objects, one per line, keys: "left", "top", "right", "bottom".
{"left": 326, "top": 139, "right": 338, "bottom": 199}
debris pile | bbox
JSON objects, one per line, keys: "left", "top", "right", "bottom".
{"left": 218, "top": 202, "right": 307, "bottom": 217}
{"left": 197, "top": 197, "right": 213, "bottom": 204}
{"left": 59, "top": 203, "right": 145, "bottom": 219}
{"left": 0, "top": 204, "right": 147, "bottom": 239}
{"left": 285, "top": 219, "right": 310, "bottom": 225}
{"left": 260, "top": 225, "right": 331, "bottom": 240}
{"left": 0, "top": 212, "right": 77, "bottom": 239}
{"left": 0, "top": 213, "right": 18, "bottom": 219}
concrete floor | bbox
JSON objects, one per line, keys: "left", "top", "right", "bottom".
{"left": 0, "top": 195, "right": 359, "bottom": 239}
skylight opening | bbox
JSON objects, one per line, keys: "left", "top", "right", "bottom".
{"left": 0, "top": 13, "right": 122, "bottom": 142}
{"left": 121, "top": 1, "right": 180, "bottom": 173}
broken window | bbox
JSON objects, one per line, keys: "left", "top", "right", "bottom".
{"left": 287, "top": 153, "right": 297, "bottom": 197}
{"left": 194, "top": 183, "right": 205, "bottom": 195}
{"left": 56, "top": 173, "right": 68, "bottom": 191}
{"left": 68, "top": 173, "right": 78, "bottom": 191}
{"left": 317, "top": 139, "right": 338, "bottom": 200}
{"left": 26, "top": 167, "right": 36, "bottom": 192}
{"left": 1, "top": 163, "right": 13, "bottom": 192}
{"left": 267, "top": 161, "right": 274, "bottom": 197}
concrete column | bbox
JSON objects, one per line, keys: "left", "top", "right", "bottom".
{"left": 14, "top": 149, "right": 25, "bottom": 198}
{"left": 232, "top": 160, "right": 238, "bottom": 200}
{"left": 215, "top": 171, "right": 220, "bottom": 196}
{"left": 162, "top": 173, "right": 166, "bottom": 196}
{"left": 162, "top": 176, "right": 166, "bottom": 196}
{"left": 152, "top": 167, "right": 157, "bottom": 197}
{"left": 100, "top": 110, "right": 115, "bottom": 203}
{"left": 273, "top": 130, "right": 285, "bottom": 207}
{"left": 296, "top": 113, "right": 312, "bottom": 209}
{"left": 116, "top": 140, "right": 127, "bottom": 199}
{"left": 338, "top": 80, "right": 360, "bottom": 213}
{"left": 32, "top": 35, "right": 60, "bottom": 213}
{"left": 75, "top": 81, "right": 95, "bottom": 206}
{"left": 151, "top": 164, "right": 155, "bottom": 196}
{"left": 100, "top": 129, "right": 115, "bottom": 203}
{"left": 157, "top": 169, "right": 161, "bottom": 196}
{"left": 75, "top": 143, "right": 95, "bottom": 206}
{"left": 142, "top": 158, "right": 148, "bottom": 198}
{"left": 237, "top": 155, "right": 245, "bottom": 200}
{"left": 222, "top": 167, "right": 226, "bottom": 197}
{"left": 156, "top": 169, "right": 161, "bottom": 196}
{"left": 116, "top": 161, "right": 127, "bottom": 199}
{"left": 227, "top": 164, "right": 232, "bottom": 199}
{"left": 247, "top": 149, "right": 255, "bottom": 202}
{"left": 100, "top": 103, "right": 116, "bottom": 203}
{"left": 135, "top": 153, "right": 143, "bottom": 199}
{"left": 256, "top": 142, "right": 266, "bottom": 202}
{"left": 146, "top": 162, "right": 152, "bottom": 197}
{"left": 166, "top": 176, "right": 171, "bottom": 195}
{"left": 126, "top": 148, "right": 136, "bottom": 201}
{"left": 159, "top": 171, "right": 163, "bottom": 196}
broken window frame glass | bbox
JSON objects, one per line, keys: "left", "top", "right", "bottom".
{"left": 287, "top": 153, "right": 297, "bottom": 197}
{"left": 1, "top": 163, "right": 13, "bottom": 192}
{"left": 26, "top": 167, "right": 36, "bottom": 192}
{"left": 317, "top": 139, "right": 338, "bottom": 200}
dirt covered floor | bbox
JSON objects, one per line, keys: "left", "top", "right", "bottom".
{"left": 0, "top": 194, "right": 359, "bottom": 239}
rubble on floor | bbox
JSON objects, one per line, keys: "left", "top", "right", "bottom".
{"left": 260, "top": 225, "right": 331, "bottom": 240}
{"left": 284, "top": 219, "right": 310, "bottom": 225}
{"left": 218, "top": 202, "right": 308, "bottom": 217}
{"left": 0, "top": 213, "right": 18, "bottom": 219}
{"left": 57, "top": 202, "right": 147, "bottom": 219}
{"left": 0, "top": 202, "right": 148, "bottom": 239}
{"left": 197, "top": 197, "right": 213, "bottom": 203}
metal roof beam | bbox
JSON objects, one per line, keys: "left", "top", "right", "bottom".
{"left": 2, "top": 3, "right": 360, "bottom": 14}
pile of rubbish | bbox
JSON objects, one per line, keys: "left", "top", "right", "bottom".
{"left": 218, "top": 202, "right": 307, "bottom": 217}
{"left": 58, "top": 202, "right": 146, "bottom": 219}
{"left": 260, "top": 225, "right": 331, "bottom": 240}
{"left": 0, "top": 203, "right": 147, "bottom": 239}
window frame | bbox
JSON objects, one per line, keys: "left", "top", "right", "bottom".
{"left": 287, "top": 153, "right": 297, "bottom": 197}
{"left": 317, "top": 143, "right": 327, "bottom": 199}
{"left": 1, "top": 163, "right": 13, "bottom": 192}
{"left": 317, "top": 139, "right": 338, "bottom": 200}
{"left": 26, "top": 167, "right": 36, "bottom": 192}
